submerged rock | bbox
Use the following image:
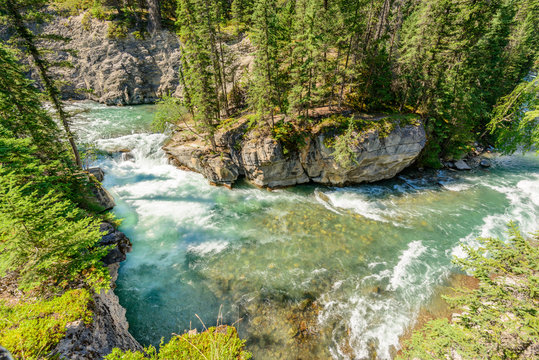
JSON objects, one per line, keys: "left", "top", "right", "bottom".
{"left": 164, "top": 118, "right": 427, "bottom": 188}
{"left": 480, "top": 158, "right": 492, "bottom": 168}
{"left": 121, "top": 151, "right": 135, "bottom": 162}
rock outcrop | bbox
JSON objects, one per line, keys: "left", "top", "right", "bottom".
{"left": 52, "top": 170, "right": 142, "bottom": 359}
{"left": 26, "top": 15, "right": 183, "bottom": 105}
{"left": 89, "top": 180, "right": 116, "bottom": 211}
{"left": 12, "top": 14, "right": 255, "bottom": 106}
{"left": 164, "top": 118, "right": 427, "bottom": 188}
{"left": 51, "top": 223, "right": 141, "bottom": 359}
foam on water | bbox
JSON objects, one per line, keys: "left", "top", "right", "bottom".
{"left": 389, "top": 241, "right": 427, "bottom": 291}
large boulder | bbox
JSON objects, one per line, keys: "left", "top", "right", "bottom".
{"left": 164, "top": 118, "right": 427, "bottom": 188}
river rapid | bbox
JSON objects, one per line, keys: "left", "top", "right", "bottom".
{"left": 71, "top": 101, "right": 539, "bottom": 359}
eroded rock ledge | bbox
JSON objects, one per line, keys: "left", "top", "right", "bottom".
{"left": 163, "top": 118, "right": 427, "bottom": 188}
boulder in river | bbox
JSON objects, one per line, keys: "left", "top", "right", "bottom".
{"left": 121, "top": 151, "right": 135, "bottom": 162}
{"left": 480, "top": 158, "right": 492, "bottom": 168}
{"left": 164, "top": 117, "right": 427, "bottom": 188}
{"left": 454, "top": 160, "right": 472, "bottom": 170}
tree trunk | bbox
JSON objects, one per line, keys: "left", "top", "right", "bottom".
{"left": 7, "top": 0, "right": 82, "bottom": 169}
{"left": 147, "top": 0, "right": 162, "bottom": 34}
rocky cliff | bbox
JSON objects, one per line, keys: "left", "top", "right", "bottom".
{"left": 52, "top": 207, "right": 142, "bottom": 359}
{"left": 17, "top": 14, "right": 254, "bottom": 106}
{"left": 164, "top": 117, "right": 427, "bottom": 188}
{"left": 27, "top": 15, "right": 182, "bottom": 105}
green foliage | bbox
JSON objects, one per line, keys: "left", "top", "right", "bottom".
{"left": 151, "top": 95, "right": 189, "bottom": 132}
{"left": 400, "top": 223, "right": 539, "bottom": 359}
{"left": 489, "top": 65, "right": 539, "bottom": 154}
{"left": 331, "top": 121, "right": 358, "bottom": 169}
{"left": 105, "top": 326, "right": 251, "bottom": 360}
{"left": 0, "top": 175, "right": 111, "bottom": 292}
{"left": 0, "top": 289, "right": 93, "bottom": 359}
{"left": 107, "top": 21, "right": 128, "bottom": 39}
{"left": 0, "top": 43, "right": 110, "bottom": 294}
{"left": 248, "top": 0, "right": 281, "bottom": 124}
{"left": 271, "top": 120, "right": 306, "bottom": 156}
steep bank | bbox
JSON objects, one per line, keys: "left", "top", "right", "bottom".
{"left": 51, "top": 202, "right": 143, "bottom": 358}
{"left": 163, "top": 117, "right": 427, "bottom": 188}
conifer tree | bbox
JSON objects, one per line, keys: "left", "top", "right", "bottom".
{"left": 1, "top": 0, "right": 83, "bottom": 168}
{"left": 177, "top": 0, "right": 220, "bottom": 149}
{"left": 249, "top": 0, "right": 280, "bottom": 126}
{"left": 287, "top": 0, "right": 323, "bottom": 117}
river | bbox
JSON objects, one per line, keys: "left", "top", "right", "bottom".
{"left": 71, "top": 101, "right": 539, "bottom": 359}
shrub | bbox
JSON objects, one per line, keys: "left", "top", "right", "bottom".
{"left": 105, "top": 326, "right": 251, "bottom": 360}
{"left": 271, "top": 121, "right": 306, "bottom": 156}
{"left": 0, "top": 289, "right": 93, "bottom": 359}
{"left": 151, "top": 95, "right": 190, "bottom": 133}
{"left": 399, "top": 223, "right": 539, "bottom": 359}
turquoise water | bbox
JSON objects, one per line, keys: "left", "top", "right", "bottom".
{"left": 72, "top": 102, "right": 539, "bottom": 359}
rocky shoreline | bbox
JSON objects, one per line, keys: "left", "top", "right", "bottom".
{"left": 52, "top": 172, "right": 143, "bottom": 359}
{"left": 164, "top": 117, "right": 427, "bottom": 189}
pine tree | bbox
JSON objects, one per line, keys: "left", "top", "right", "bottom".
{"left": 231, "top": 0, "right": 253, "bottom": 24}
{"left": 287, "top": 0, "right": 324, "bottom": 117}
{"left": 249, "top": 0, "right": 280, "bottom": 126}
{"left": 177, "top": 0, "right": 222, "bottom": 149}
{"left": 2, "top": 0, "right": 82, "bottom": 168}
{"left": 0, "top": 175, "right": 109, "bottom": 291}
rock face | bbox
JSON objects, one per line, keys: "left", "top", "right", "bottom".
{"left": 90, "top": 181, "right": 116, "bottom": 211}
{"left": 99, "top": 222, "right": 132, "bottom": 265}
{"left": 52, "top": 264, "right": 143, "bottom": 359}
{"left": 51, "top": 224, "right": 141, "bottom": 359}
{"left": 164, "top": 120, "right": 427, "bottom": 188}
{"left": 52, "top": 168, "right": 141, "bottom": 359}
{"left": 29, "top": 15, "right": 182, "bottom": 105}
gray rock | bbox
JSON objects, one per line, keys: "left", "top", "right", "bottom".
{"left": 99, "top": 222, "right": 132, "bottom": 265}
{"left": 480, "top": 158, "right": 491, "bottom": 168}
{"left": 28, "top": 16, "right": 183, "bottom": 105}
{"left": 52, "top": 224, "right": 139, "bottom": 359}
{"left": 51, "top": 265, "right": 143, "bottom": 359}
{"left": 454, "top": 159, "right": 471, "bottom": 170}
{"left": 88, "top": 167, "right": 104, "bottom": 182}
{"left": 90, "top": 182, "right": 115, "bottom": 211}
{"left": 164, "top": 120, "right": 427, "bottom": 188}
{"left": 0, "top": 347, "right": 13, "bottom": 360}
{"left": 121, "top": 151, "right": 135, "bottom": 162}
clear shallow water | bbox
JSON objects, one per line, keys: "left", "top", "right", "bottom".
{"left": 72, "top": 101, "right": 539, "bottom": 359}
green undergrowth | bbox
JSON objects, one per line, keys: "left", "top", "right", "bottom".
{"left": 399, "top": 223, "right": 539, "bottom": 359}
{"left": 105, "top": 326, "right": 251, "bottom": 360}
{"left": 0, "top": 288, "right": 93, "bottom": 359}
{"left": 316, "top": 113, "right": 420, "bottom": 139}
